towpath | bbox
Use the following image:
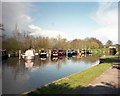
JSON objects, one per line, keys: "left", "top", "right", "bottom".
{"left": 75, "top": 63, "right": 120, "bottom": 95}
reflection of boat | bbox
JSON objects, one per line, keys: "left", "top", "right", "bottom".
{"left": 67, "top": 57, "right": 73, "bottom": 60}
{"left": 40, "top": 58, "right": 47, "bottom": 61}
{"left": 25, "top": 60, "right": 34, "bottom": 69}
{"left": 58, "top": 55, "right": 64, "bottom": 59}
{"left": 51, "top": 57, "right": 58, "bottom": 62}
{"left": 23, "top": 49, "right": 35, "bottom": 60}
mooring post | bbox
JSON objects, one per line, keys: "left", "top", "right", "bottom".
{"left": 19, "top": 50, "right": 21, "bottom": 59}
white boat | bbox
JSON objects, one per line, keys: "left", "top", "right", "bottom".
{"left": 23, "top": 49, "right": 35, "bottom": 60}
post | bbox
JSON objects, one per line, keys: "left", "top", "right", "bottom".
{"left": 19, "top": 50, "right": 21, "bottom": 59}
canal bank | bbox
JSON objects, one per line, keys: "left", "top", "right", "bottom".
{"left": 23, "top": 55, "right": 119, "bottom": 95}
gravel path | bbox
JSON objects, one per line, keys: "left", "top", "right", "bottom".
{"left": 77, "top": 63, "right": 120, "bottom": 94}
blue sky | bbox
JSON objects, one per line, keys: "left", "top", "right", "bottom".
{"left": 29, "top": 2, "right": 99, "bottom": 39}
{"left": 3, "top": 2, "right": 118, "bottom": 44}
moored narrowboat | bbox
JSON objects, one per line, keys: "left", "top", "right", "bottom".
{"left": 39, "top": 48, "right": 47, "bottom": 58}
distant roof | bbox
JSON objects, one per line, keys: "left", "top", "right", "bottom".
{"left": 109, "top": 46, "right": 116, "bottom": 48}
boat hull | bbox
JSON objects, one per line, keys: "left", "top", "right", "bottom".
{"left": 39, "top": 53, "right": 47, "bottom": 58}
{"left": 24, "top": 56, "right": 35, "bottom": 60}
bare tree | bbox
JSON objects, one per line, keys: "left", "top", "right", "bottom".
{"left": 105, "top": 40, "right": 113, "bottom": 48}
{"left": 0, "top": 24, "right": 4, "bottom": 31}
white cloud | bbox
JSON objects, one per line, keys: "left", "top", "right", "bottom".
{"left": 19, "top": 14, "right": 32, "bottom": 23}
{"left": 91, "top": 2, "right": 118, "bottom": 44}
{"left": 94, "top": 2, "right": 118, "bottom": 26}
{"left": 2, "top": 2, "right": 32, "bottom": 35}
{"left": 28, "top": 24, "right": 67, "bottom": 39}
{"left": 93, "top": 26, "right": 118, "bottom": 43}
{"left": 29, "top": 24, "right": 42, "bottom": 31}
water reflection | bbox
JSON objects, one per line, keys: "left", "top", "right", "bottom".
{"left": 3, "top": 55, "right": 99, "bottom": 94}
{"left": 51, "top": 57, "right": 58, "bottom": 62}
{"left": 3, "top": 55, "right": 99, "bottom": 68}
{"left": 32, "top": 57, "right": 49, "bottom": 68}
{"left": 67, "top": 55, "right": 99, "bottom": 64}
{"left": 39, "top": 58, "right": 47, "bottom": 61}
{"left": 25, "top": 60, "right": 34, "bottom": 69}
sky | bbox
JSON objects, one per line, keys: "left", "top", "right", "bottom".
{"left": 2, "top": 1, "right": 119, "bottom": 44}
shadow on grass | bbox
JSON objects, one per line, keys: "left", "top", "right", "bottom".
{"left": 74, "top": 84, "right": 119, "bottom": 95}
{"left": 99, "top": 56, "right": 120, "bottom": 64}
{"left": 27, "top": 83, "right": 78, "bottom": 95}
{"left": 26, "top": 82, "right": 119, "bottom": 95}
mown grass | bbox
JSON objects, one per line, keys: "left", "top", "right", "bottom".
{"left": 22, "top": 55, "right": 119, "bottom": 95}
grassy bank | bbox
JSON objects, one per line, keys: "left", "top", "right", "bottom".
{"left": 23, "top": 56, "right": 117, "bottom": 95}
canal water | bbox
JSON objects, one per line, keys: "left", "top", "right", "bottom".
{"left": 2, "top": 55, "right": 99, "bottom": 94}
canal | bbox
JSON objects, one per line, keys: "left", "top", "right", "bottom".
{"left": 2, "top": 55, "right": 100, "bottom": 94}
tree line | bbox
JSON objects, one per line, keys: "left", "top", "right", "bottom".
{"left": 2, "top": 34, "right": 104, "bottom": 52}
{"left": 1, "top": 24, "right": 115, "bottom": 52}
